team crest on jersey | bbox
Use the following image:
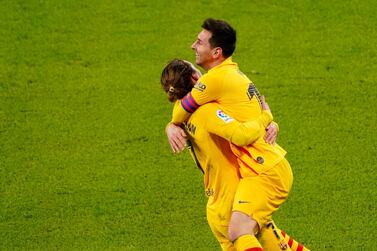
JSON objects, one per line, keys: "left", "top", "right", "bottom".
{"left": 205, "top": 188, "right": 214, "bottom": 197}
{"left": 279, "top": 241, "right": 288, "bottom": 250}
{"left": 216, "top": 110, "right": 234, "bottom": 123}
{"left": 193, "top": 82, "right": 206, "bottom": 92}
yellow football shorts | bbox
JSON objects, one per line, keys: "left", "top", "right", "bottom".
{"left": 207, "top": 217, "right": 237, "bottom": 251}
{"left": 206, "top": 188, "right": 236, "bottom": 251}
{"left": 232, "top": 158, "right": 293, "bottom": 230}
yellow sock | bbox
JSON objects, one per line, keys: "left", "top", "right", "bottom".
{"left": 259, "top": 222, "right": 291, "bottom": 251}
{"left": 259, "top": 220, "right": 310, "bottom": 251}
{"left": 281, "top": 230, "right": 310, "bottom": 251}
{"left": 234, "top": 234, "right": 263, "bottom": 251}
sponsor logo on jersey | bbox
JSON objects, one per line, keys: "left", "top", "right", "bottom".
{"left": 216, "top": 110, "right": 234, "bottom": 123}
{"left": 193, "top": 82, "right": 206, "bottom": 92}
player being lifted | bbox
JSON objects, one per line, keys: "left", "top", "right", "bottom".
{"left": 165, "top": 19, "right": 309, "bottom": 251}
{"left": 162, "top": 59, "right": 309, "bottom": 251}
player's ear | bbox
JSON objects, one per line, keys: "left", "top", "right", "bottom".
{"left": 212, "top": 47, "right": 222, "bottom": 59}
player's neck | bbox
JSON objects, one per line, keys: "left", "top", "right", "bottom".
{"left": 203, "top": 58, "right": 226, "bottom": 72}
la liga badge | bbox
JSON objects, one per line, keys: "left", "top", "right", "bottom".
{"left": 216, "top": 110, "right": 234, "bottom": 123}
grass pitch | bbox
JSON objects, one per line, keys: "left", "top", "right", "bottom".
{"left": 1, "top": 0, "right": 376, "bottom": 250}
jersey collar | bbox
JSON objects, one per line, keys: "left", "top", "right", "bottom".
{"left": 208, "top": 57, "right": 238, "bottom": 73}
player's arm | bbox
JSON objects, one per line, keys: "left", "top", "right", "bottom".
{"left": 171, "top": 93, "right": 197, "bottom": 124}
{"left": 227, "top": 111, "right": 273, "bottom": 146}
{"left": 165, "top": 122, "right": 187, "bottom": 153}
{"left": 204, "top": 105, "right": 273, "bottom": 147}
{"left": 259, "top": 95, "right": 279, "bottom": 145}
{"left": 171, "top": 75, "right": 222, "bottom": 125}
{"left": 166, "top": 101, "right": 189, "bottom": 153}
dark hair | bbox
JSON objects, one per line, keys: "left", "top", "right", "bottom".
{"left": 160, "top": 59, "right": 195, "bottom": 102}
{"left": 202, "top": 18, "right": 236, "bottom": 58}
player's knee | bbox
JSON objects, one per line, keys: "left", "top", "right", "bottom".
{"left": 228, "top": 212, "right": 257, "bottom": 242}
{"left": 228, "top": 224, "right": 242, "bottom": 243}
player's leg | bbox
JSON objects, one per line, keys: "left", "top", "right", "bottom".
{"left": 214, "top": 227, "right": 237, "bottom": 251}
{"left": 230, "top": 158, "right": 293, "bottom": 251}
{"left": 280, "top": 229, "right": 310, "bottom": 251}
{"left": 228, "top": 211, "right": 263, "bottom": 251}
{"left": 207, "top": 209, "right": 237, "bottom": 251}
{"left": 258, "top": 221, "right": 289, "bottom": 251}
{"left": 220, "top": 239, "right": 238, "bottom": 251}
{"left": 256, "top": 159, "right": 297, "bottom": 251}
{"left": 258, "top": 220, "right": 309, "bottom": 251}
{"left": 212, "top": 223, "right": 237, "bottom": 251}
{"left": 229, "top": 176, "right": 267, "bottom": 251}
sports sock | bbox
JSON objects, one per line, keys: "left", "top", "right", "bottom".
{"left": 258, "top": 220, "right": 309, "bottom": 251}
{"left": 259, "top": 222, "right": 291, "bottom": 251}
{"left": 281, "top": 230, "right": 310, "bottom": 251}
{"left": 234, "top": 234, "right": 263, "bottom": 251}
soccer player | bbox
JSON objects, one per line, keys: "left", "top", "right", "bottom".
{"left": 161, "top": 59, "right": 309, "bottom": 251}
{"left": 165, "top": 19, "right": 308, "bottom": 251}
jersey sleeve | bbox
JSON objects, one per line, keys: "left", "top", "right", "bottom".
{"left": 190, "top": 74, "right": 222, "bottom": 105}
{"left": 171, "top": 74, "right": 222, "bottom": 125}
{"left": 202, "top": 104, "right": 273, "bottom": 146}
{"left": 171, "top": 100, "right": 192, "bottom": 124}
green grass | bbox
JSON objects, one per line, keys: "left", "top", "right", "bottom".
{"left": 1, "top": 0, "right": 376, "bottom": 250}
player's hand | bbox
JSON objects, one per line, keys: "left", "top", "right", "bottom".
{"left": 261, "top": 96, "right": 277, "bottom": 144}
{"left": 265, "top": 122, "right": 278, "bottom": 145}
{"left": 165, "top": 123, "right": 187, "bottom": 153}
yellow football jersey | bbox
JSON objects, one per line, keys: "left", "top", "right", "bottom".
{"left": 172, "top": 57, "right": 286, "bottom": 176}
{"left": 183, "top": 101, "right": 270, "bottom": 228}
{"left": 172, "top": 57, "right": 259, "bottom": 123}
